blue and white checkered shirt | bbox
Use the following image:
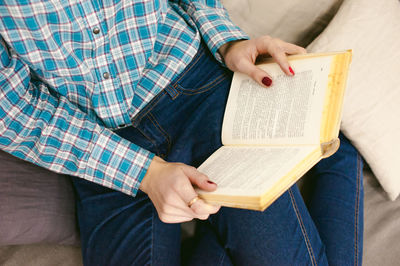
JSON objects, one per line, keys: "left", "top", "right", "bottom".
{"left": 0, "top": 0, "right": 248, "bottom": 196}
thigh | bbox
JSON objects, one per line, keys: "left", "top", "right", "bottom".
{"left": 188, "top": 185, "right": 329, "bottom": 266}
{"left": 307, "top": 132, "right": 364, "bottom": 266}
{"left": 71, "top": 176, "right": 181, "bottom": 266}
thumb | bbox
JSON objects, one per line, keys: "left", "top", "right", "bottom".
{"left": 238, "top": 59, "right": 273, "bottom": 88}
{"left": 181, "top": 165, "right": 217, "bottom": 192}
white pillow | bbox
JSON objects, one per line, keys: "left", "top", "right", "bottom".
{"left": 307, "top": 0, "right": 400, "bottom": 200}
{"left": 221, "top": 0, "right": 343, "bottom": 46}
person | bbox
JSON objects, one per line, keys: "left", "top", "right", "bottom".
{"left": 0, "top": 0, "right": 363, "bottom": 265}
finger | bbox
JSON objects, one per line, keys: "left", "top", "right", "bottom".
{"left": 268, "top": 45, "right": 293, "bottom": 76}
{"left": 176, "top": 185, "right": 219, "bottom": 217}
{"left": 190, "top": 198, "right": 220, "bottom": 216}
{"left": 178, "top": 165, "right": 221, "bottom": 216}
{"left": 281, "top": 42, "right": 307, "bottom": 55}
{"left": 157, "top": 213, "right": 194, "bottom": 224}
{"left": 181, "top": 165, "right": 217, "bottom": 192}
{"left": 156, "top": 198, "right": 199, "bottom": 218}
{"left": 236, "top": 59, "right": 273, "bottom": 88}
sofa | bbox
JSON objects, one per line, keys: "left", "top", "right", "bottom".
{"left": 1, "top": 0, "right": 400, "bottom": 265}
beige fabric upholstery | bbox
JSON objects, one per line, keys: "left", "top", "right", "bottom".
{"left": 307, "top": 0, "right": 400, "bottom": 200}
{"left": 0, "top": 245, "right": 82, "bottom": 266}
{"left": 221, "top": 0, "right": 343, "bottom": 46}
{"left": 363, "top": 168, "right": 400, "bottom": 266}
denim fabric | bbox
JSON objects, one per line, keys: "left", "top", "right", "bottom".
{"left": 71, "top": 44, "right": 363, "bottom": 266}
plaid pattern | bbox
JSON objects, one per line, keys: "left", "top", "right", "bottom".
{"left": 0, "top": 0, "right": 248, "bottom": 196}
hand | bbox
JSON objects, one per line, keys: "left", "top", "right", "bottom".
{"left": 219, "top": 36, "right": 307, "bottom": 87}
{"left": 140, "top": 156, "right": 221, "bottom": 223}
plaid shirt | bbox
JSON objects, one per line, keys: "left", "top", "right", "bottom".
{"left": 0, "top": 0, "right": 248, "bottom": 195}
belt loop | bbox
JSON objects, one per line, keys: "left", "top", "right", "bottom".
{"left": 164, "top": 84, "right": 179, "bottom": 100}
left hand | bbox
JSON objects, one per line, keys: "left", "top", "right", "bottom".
{"left": 219, "top": 36, "right": 307, "bottom": 87}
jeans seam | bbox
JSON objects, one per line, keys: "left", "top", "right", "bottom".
{"left": 176, "top": 73, "right": 226, "bottom": 94}
{"left": 217, "top": 249, "right": 228, "bottom": 266}
{"left": 354, "top": 154, "right": 362, "bottom": 266}
{"left": 177, "top": 74, "right": 226, "bottom": 96}
{"left": 170, "top": 45, "right": 205, "bottom": 87}
{"left": 288, "top": 188, "right": 317, "bottom": 266}
{"left": 132, "top": 91, "right": 167, "bottom": 127}
{"left": 148, "top": 112, "right": 171, "bottom": 157}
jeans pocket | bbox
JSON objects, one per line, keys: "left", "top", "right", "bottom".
{"left": 174, "top": 73, "right": 227, "bottom": 95}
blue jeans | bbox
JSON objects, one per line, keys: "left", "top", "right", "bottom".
{"left": 71, "top": 44, "right": 364, "bottom": 265}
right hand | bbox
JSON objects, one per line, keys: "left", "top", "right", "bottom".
{"left": 219, "top": 36, "right": 307, "bottom": 87}
{"left": 139, "top": 156, "right": 221, "bottom": 223}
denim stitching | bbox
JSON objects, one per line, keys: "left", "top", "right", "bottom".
{"left": 148, "top": 112, "right": 172, "bottom": 157}
{"left": 288, "top": 188, "right": 317, "bottom": 266}
{"left": 218, "top": 250, "right": 228, "bottom": 266}
{"left": 132, "top": 45, "right": 209, "bottom": 125}
{"left": 132, "top": 91, "right": 167, "bottom": 127}
{"left": 176, "top": 74, "right": 226, "bottom": 95}
{"left": 170, "top": 45, "right": 205, "bottom": 87}
{"left": 354, "top": 155, "right": 362, "bottom": 266}
{"left": 176, "top": 73, "right": 226, "bottom": 94}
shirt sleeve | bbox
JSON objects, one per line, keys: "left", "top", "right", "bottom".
{"left": 171, "top": 0, "right": 250, "bottom": 62}
{"left": 0, "top": 37, "right": 154, "bottom": 196}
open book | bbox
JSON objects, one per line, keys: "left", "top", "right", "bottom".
{"left": 196, "top": 50, "right": 352, "bottom": 211}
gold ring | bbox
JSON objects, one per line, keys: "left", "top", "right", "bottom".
{"left": 187, "top": 196, "right": 199, "bottom": 208}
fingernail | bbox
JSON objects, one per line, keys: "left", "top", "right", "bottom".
{"left": 289, "top": 67, "right": 295, "bottom": 76}
{"left": 262, "top": 77, "right": 272, "bottom": 87}
{"left": 207, "top": 180, "right": 217, "bottom": 185}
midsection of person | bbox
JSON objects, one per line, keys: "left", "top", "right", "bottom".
{"left": 0, "top": 0, "right": 306, "bottom": 226}
{"left": 0, "top": 0, "right": 216, "bottom": 128}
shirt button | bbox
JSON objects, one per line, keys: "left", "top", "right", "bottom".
{"left": 103, "top": 72, "right": 110, "bottom": 79}
{"left": 93, "top": 27, "right": 100, "bottom": 34}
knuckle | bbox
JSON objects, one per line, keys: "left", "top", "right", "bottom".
{"left": 158, "top": 202, "right": 174, "bottom": 215}
{"left": 234, "top": 58, "right": 247, "bottom": 70}
{"left": 209, "top": 206, "right": 220, "bottom": 214}
{"left": 159, "top": 205, "right": 168, "bottom": 214}
{"left": 190, "top": 203, "right": 203, "bottom": 215}
{"left": 159, "top": 213, "right": 169, "bottom": 223}
{"left": 198, "top": 214, "right": 209, "bottom": 220}
{"left": 261, "top": 35, "right": 272, "bottom": 42}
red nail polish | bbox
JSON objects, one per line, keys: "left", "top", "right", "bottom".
{"left": 262, "top": 77, "right": 272, "bottom": 87}
{"left": 207, "top": 180, "right": 217, "bottom": 185}
{"left": 289, "top": 67, "right": 295, "bottom": 76}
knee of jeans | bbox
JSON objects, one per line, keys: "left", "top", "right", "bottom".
{"left": 311, "top": 133, "right": 363, "bottom": 175}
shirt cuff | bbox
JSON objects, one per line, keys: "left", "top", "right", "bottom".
{"left": 83, "top": 126, "right": 154, "bottom": 196}
{"left": 193, "top": 8, "right": 249, "bottom": 63}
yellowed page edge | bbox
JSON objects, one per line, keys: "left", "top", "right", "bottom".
{"left": 199, "top": 147, "right": 322, "bottom": 211}
{"left": 320, "top": 51, "right": 352, "bottom": 143}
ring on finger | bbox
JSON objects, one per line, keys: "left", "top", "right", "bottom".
{"left": 187, "top": 195, "right": 200, "bottom": 208}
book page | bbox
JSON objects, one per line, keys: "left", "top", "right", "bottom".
{"left": 222, "top": 56, "right": 332, "bottom": 146}
{"left": 197, "top": 145, "right": 318, "bottom": 197}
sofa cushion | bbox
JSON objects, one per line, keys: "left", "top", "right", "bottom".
{"left": 221, "top": 0, "right": 343, "bottom": 46}
{"left": 0, "top": 150, "right": 79, "bottom": 245}
{"left": 0, "top": 244, "right": 82, "bottom": 266}
{"left": 363, "top": 167, "right": 400, "bottom": 265}
{"left": 307, "top": 0, "right": 400, "bottom": 200}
